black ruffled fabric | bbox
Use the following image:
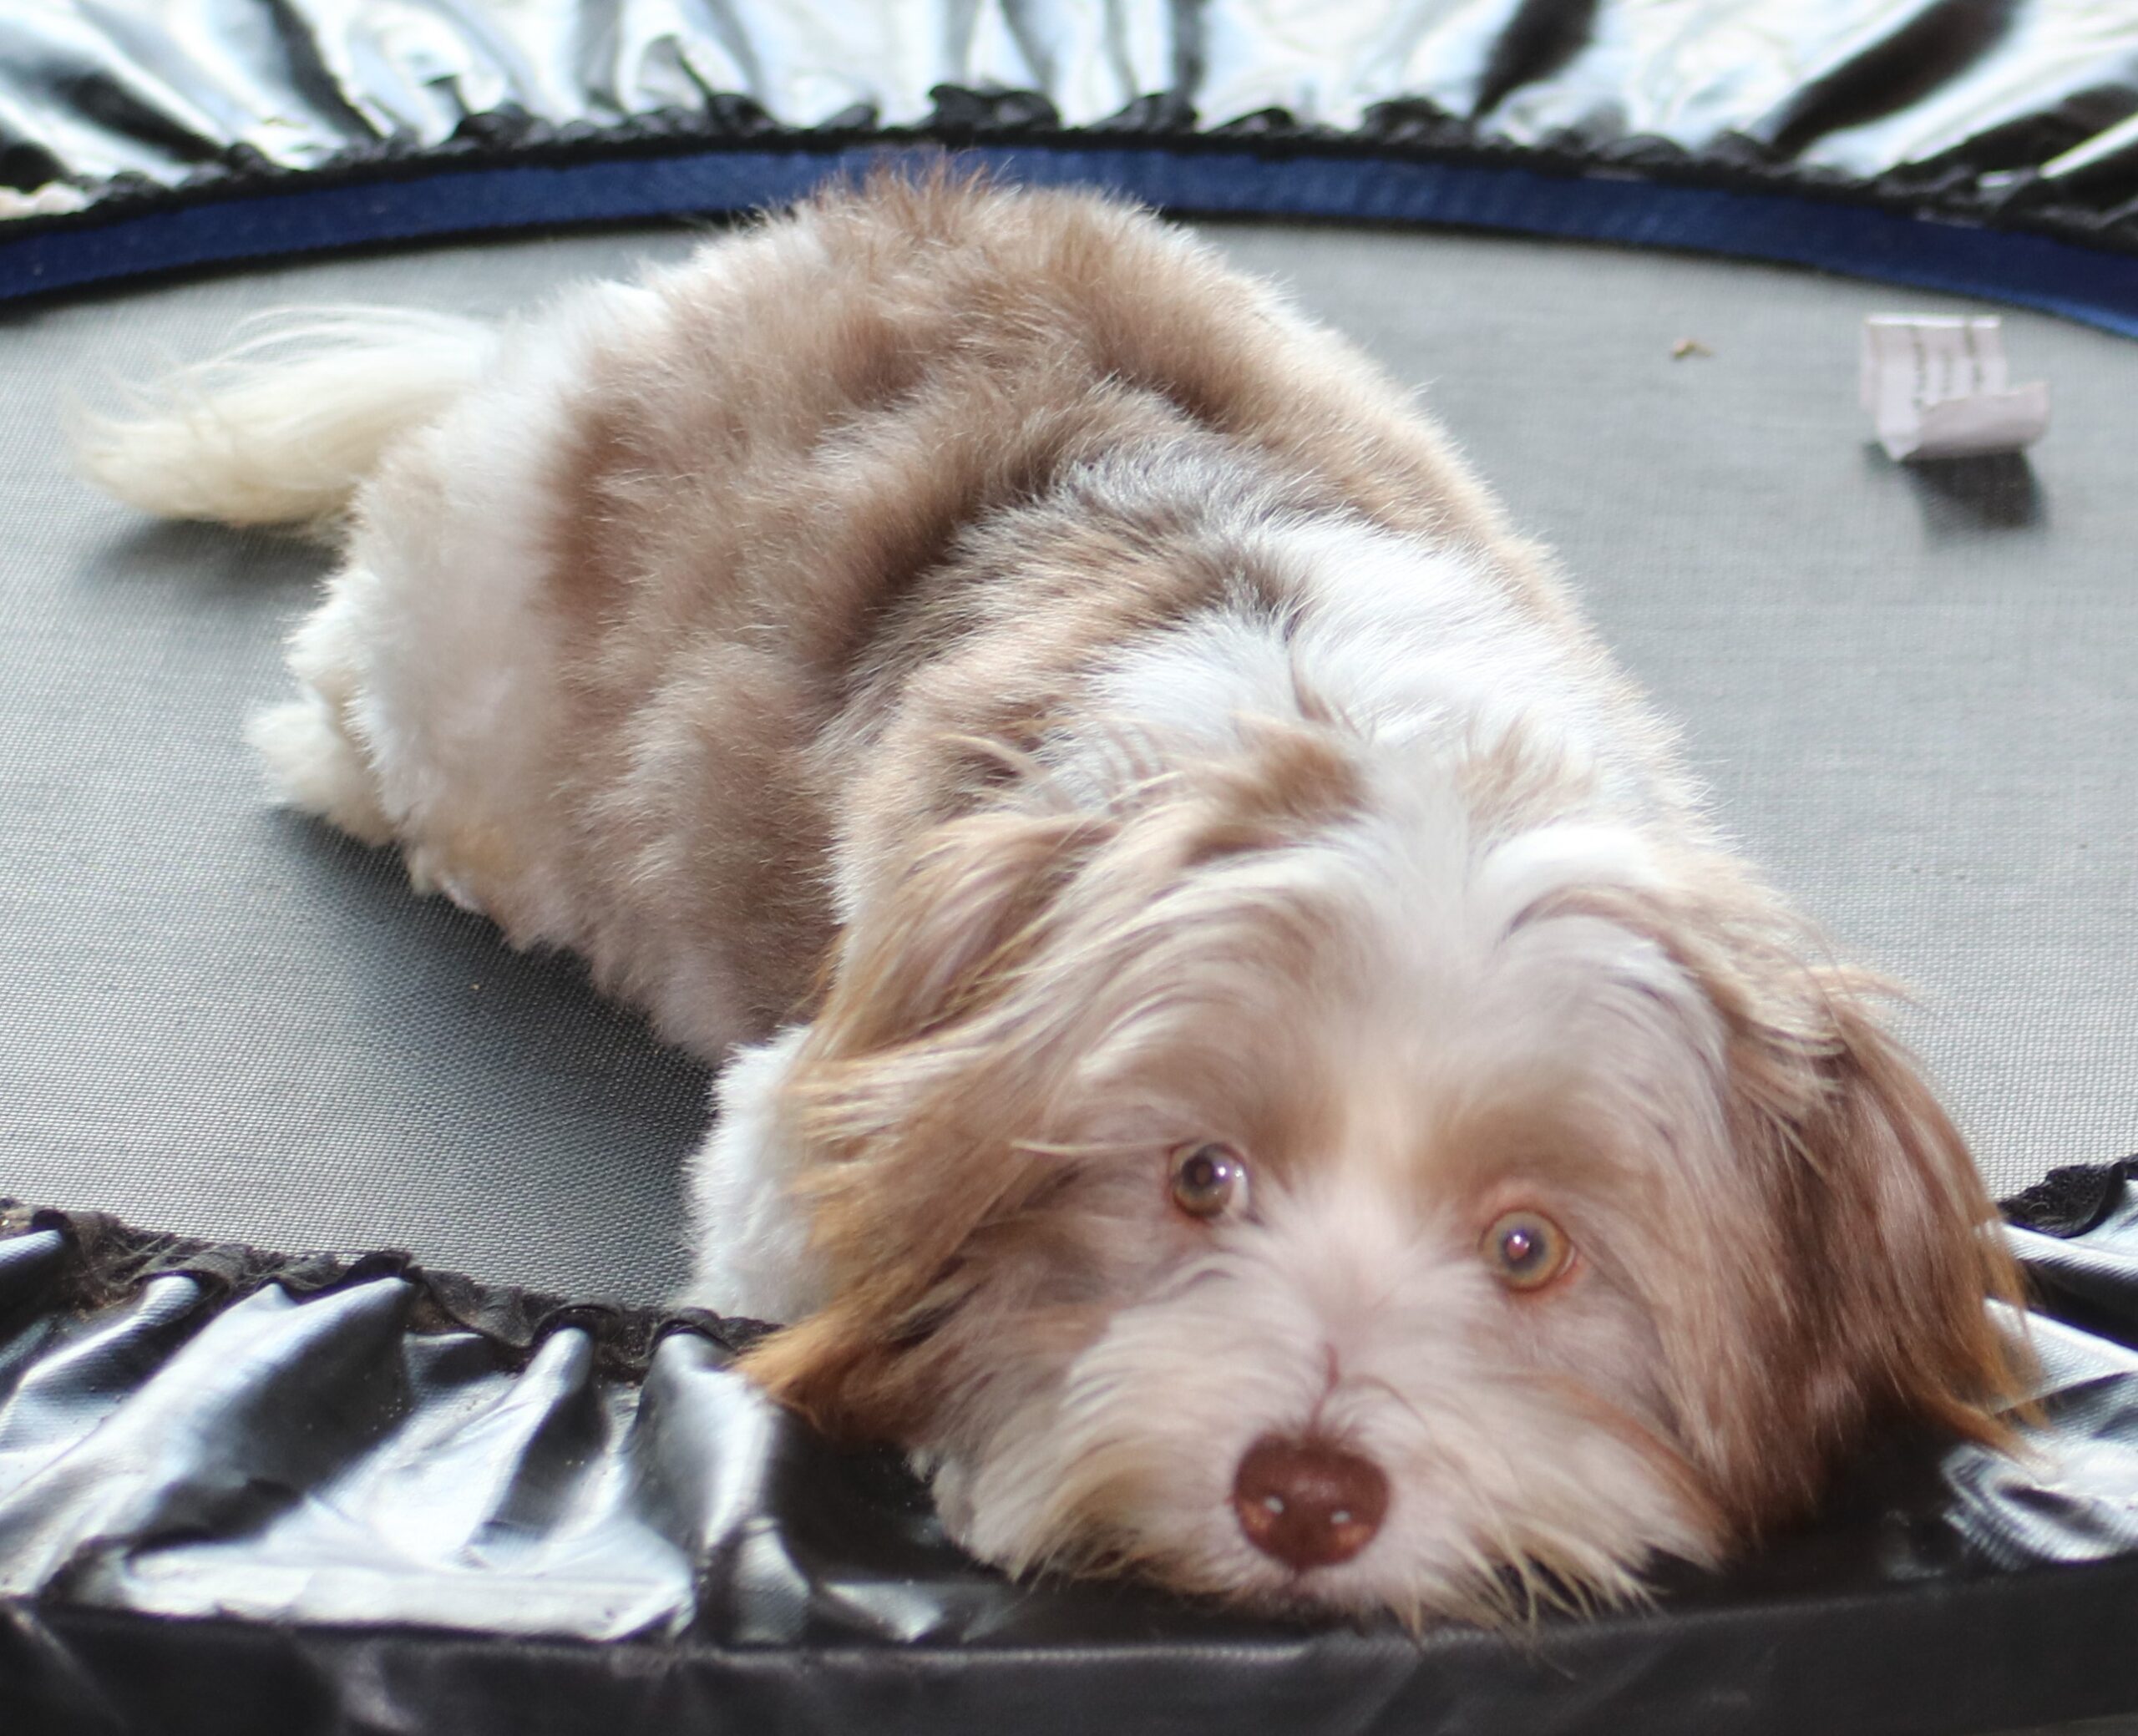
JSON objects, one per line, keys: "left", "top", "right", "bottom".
{"left": 4, "top": 2, "right": 2138, "bottom": 329}
{"left": 5, "top": 1170, "right": 2138, "bottom": 1733}
{"left": 2, "top": 0, "right": 2135, "bottom": 236}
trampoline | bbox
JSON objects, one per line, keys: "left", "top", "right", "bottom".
{"left": 3, "top": 3, "right": 2136, "bottom": 1732}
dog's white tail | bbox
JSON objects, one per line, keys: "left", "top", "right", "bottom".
{"left": 70, "top": 308, "right": 499, "bottom": 526}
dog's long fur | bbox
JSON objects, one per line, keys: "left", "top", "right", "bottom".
{"left": 76, "top": 173, "right": 2025, "bottom": 1622}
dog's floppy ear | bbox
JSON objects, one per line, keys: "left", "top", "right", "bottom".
{"left": 739, "top": 803, "right": 1112, "bottom": 1439}
{"left": 1794, "top": 986, "right": 2028, "bottom": 1435}
{"left": 1551, "top": 870, "right": 2030, "bottom": 1531}
{"left": 1699, "top": 973, "right": 2029, "bottom": 1533}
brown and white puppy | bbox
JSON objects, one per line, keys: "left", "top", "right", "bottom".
{"left": 76, "top": 172, "right": 2024, "bottom": 1623}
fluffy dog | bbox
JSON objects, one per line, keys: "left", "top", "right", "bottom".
{"left": 77, "top": 173, "right": 2024, "bottom": 1623}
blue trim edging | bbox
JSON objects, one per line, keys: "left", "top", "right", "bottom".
{"left": 6, "top": 141, "right": 2138, "bottom": 337}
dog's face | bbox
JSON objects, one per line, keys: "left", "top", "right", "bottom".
{"left": 743, "top": 721, "right": 2021, "bottom": 1622}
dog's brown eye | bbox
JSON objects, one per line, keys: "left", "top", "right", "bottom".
{"left": 1482, "top": 1210, "right": 1572, "bottom": 1291}
{"left": 1170, "top": 1142, "right": 1249, "bottom": 1220}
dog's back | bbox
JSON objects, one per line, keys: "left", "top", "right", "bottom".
{"left": 73, "top": 175, "right": 1611, "bottom": 1055}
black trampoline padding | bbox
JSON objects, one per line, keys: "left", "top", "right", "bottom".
{"left": 3, "top": 1167, "right": 2138, "bottom": 1736}
{"left": 8, "top": 2, "right": 2138, "bottom": 338}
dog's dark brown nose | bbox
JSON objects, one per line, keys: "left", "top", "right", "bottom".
{"left": 1232, "top": 1435, "right": 1388, "bottom": 1571}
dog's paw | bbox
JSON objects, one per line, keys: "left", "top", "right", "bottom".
{"left": 246, "top": 696, "right": 393, "bottom": 846}
{"left": 681, "top": 1027, "right": 826, "bottom": 1322}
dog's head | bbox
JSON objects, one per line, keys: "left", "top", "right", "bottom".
{"left": 741, "top": 717, "right": 2024, "bottom": 1622}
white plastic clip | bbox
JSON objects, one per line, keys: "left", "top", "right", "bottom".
{"left": 1859, "top": 315, "right": 2049, "bottom": 462}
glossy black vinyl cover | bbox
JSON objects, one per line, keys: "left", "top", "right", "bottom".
{"left": 5, "top": 0, "right": 2138, "bottom": 263}
{"left": 4, "top": 1172, "right": 2138, "bottom": 1735}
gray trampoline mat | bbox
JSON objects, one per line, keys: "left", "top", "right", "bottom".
{"left": 2, "top": 218, "right": 2131, "bottom": 1306}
